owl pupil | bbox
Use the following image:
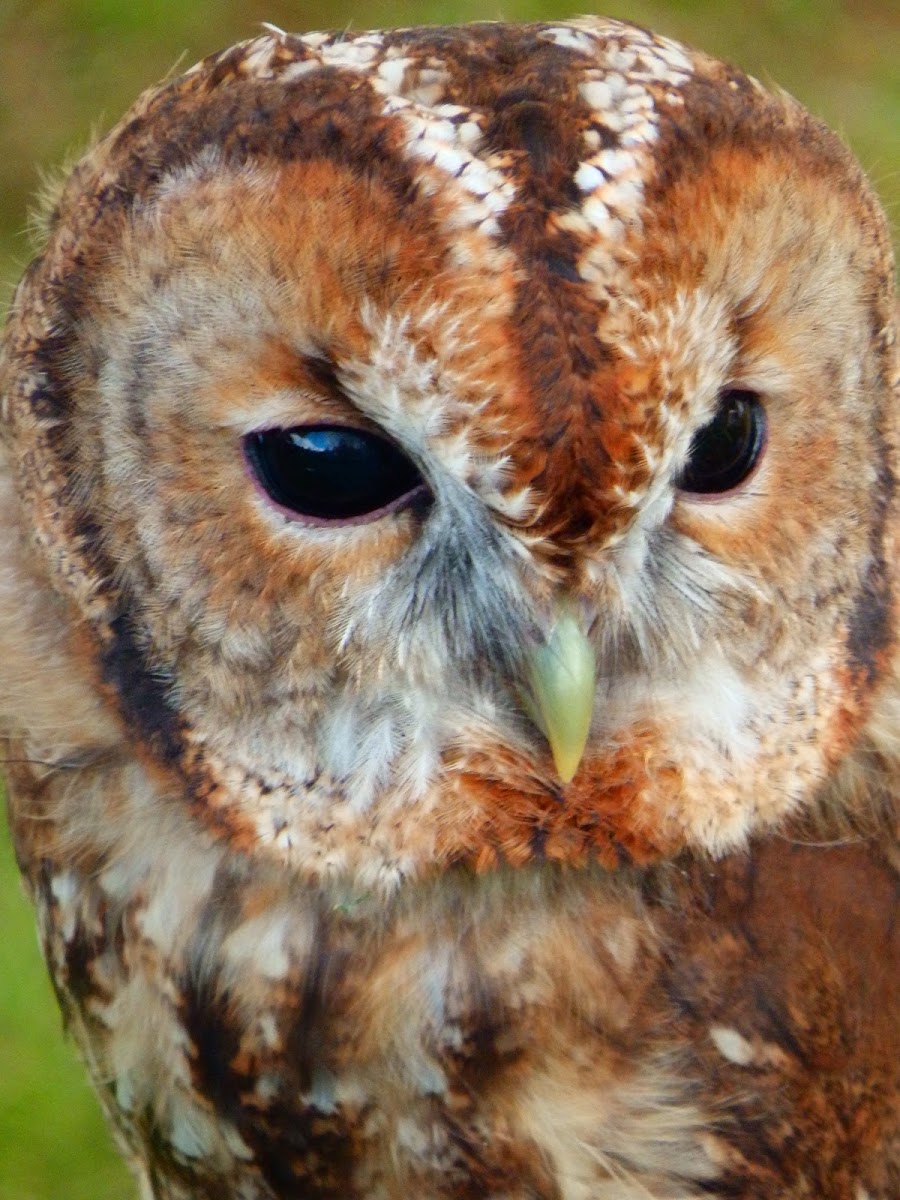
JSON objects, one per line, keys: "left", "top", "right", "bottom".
{"left": 244, "top": 425, "right": 427, "bottom": 522}
{"left": 677, "top": 390, "right": 766, "bottom": 494}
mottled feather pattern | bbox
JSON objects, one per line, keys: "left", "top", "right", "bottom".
{"left": 1, "top": 17, "right": 898, "bottom": 1199}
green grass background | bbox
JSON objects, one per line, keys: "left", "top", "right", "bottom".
{"left": 0, "top": 1, "right": 897, "bottom": 1196}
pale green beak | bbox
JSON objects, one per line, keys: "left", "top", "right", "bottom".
{"left": 522, "top": 607, "right": 596, "bottom": 783}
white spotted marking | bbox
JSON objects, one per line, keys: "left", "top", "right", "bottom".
{"left": 538, "top": 26, "right": 598, "bottom": 54}
{"left": 457, "top": 121, "right": 483, "bottom": 148}
{"left": 319, "top": 39, "right": 380, "bottom": 70}
{"left": 298, "top": 30, "right": 331, "bottom": 49}
{"left": 620, "top": 121, "right": 657, "bottom": 147}
{"left": 709, "top": 1026, "right": 756, "bottom": 1066}
{"left": 582, "top": 196, "right": 612, "bottom": 229}
{"left": 653, "top": 38, "right": 695, "bottom": 74}
{"left": 574, "top": 162, "right": 606, "bottom": 192}
{"left": 377, "top": 56, "right": 410, "bottom": 91}
{"left": 169, "top": 1105, "right": 215, "bottom": 1160}
{"left": 49, "top": 871, "right": 79, "bottom": 942}
{"left": 238, "top": 37, "right": 278, "bottom": 79}
{"left": 279, "top": 59, "right": 323, "bottom": 82}
{"left": 608, "top": 46, "right": 638, "bottom": 73}
{"left": 580, "top": 79, "right": 613, "bottom": 111}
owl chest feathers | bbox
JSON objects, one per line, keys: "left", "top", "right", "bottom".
{"left": 11, "top": 745, "right": 898, "bottom": 1200}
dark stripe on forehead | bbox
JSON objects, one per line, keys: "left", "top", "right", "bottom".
{"left": 386, "top": 27, "right": 627, "bottom": 553}
{"left": 478, "top": 55, "right": 620, "bottom": 548}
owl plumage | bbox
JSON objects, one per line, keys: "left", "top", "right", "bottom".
{"left": 1, "top": 17, "right": 898, "bottom": 1198}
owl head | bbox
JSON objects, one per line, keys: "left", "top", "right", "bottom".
{"left": 1, "top": 19, "right": 897, "bottom": 889}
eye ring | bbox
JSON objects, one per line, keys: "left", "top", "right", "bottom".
{"left": 676, "top": 389, "right": 767, "bottom": 497}
{"left": 243, "top": 424, "right": 431, "bottom": 526}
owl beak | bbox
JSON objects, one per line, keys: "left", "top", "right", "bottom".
{"left": 522, "top": 607, "right": 596, "bottom": 783}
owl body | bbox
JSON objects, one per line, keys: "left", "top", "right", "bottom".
{"left": 1, "top": 18, "right": 898, "bottom": 1199}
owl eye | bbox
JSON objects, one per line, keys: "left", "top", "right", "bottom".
{"left": 244, "top": 425, "right": 428, "bottom": 522}
{"left": 676, "top": 390, "right": 766, "bottom": 495}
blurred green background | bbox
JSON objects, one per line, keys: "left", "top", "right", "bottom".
{"left": 0, "top": 1, "right": 897, "bottom": 1197}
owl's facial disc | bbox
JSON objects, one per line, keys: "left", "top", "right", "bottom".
{"left": 2, "top": 20, "right": 896, "bottom": 888}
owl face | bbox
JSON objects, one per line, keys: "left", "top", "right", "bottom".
{"left": 2, "top": 20, "right": 897, "bottom": 889}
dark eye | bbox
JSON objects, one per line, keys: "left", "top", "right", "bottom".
{"left": 676, "top": 390, "right": 766, "bottom": 495}
{"left": 244, "top": 425, "right": 428, "bottom": 523}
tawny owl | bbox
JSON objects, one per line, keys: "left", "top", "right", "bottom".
{"left": 1, "top": 16, "right": 898, "bottom": 1199}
